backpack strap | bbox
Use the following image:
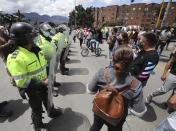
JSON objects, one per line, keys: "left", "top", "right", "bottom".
{"left": 119, "top": 78, "right": 140, "bottom": 94}
{"left": 103, "top": 68, "right": 110, "bottom": 85}
{"left": 103, "top": 68, "right": 140, "bottom": 94}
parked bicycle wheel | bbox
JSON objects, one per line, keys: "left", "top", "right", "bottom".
{"left": 95, "top": 48, "right": 101, "bottom": 56}
{"left": 81, "top": 48, "right": 89, "bottom": 57}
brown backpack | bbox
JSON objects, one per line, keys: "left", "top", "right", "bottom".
{"left": 92, "top": 68, "right": 139, "bottom": 126}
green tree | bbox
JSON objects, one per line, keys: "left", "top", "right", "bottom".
{"left": 68, "top": 5, "right": 94, "bottom": 28}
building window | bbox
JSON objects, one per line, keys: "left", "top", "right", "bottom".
{"left": 145, "top": 8, "right": 148, "bottom": 11}
{"left": 133, "top": 8, "right": 135, "bottom": 11}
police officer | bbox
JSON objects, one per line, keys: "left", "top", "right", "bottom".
{"left": 53, "top": 26, "right": 69, "bottom": 75}
{"left": 37, "top": 23, "right": 61, "bottom": 86}
{"left": 6, "top": 22, "right": 61, "bottom": 131}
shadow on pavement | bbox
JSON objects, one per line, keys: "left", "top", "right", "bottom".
{"left": 68, "top": 53, "right": 77, "bottom": 56}
{"left": 159, "top": 57, "right": 169, "bottom": 62}
{"left": 0, "top": 99, "right": 29, "bottom": 123}
{"left": 68, "top": 68, "right": 89, "bottom": 76}
{"left": 91, "top": 54, "right": 107, "bottom": 58}
{"left": 152, "top": 101, "right": 168, "bottom": 110}
{"left": 70, "top": 46, "right": 76, "bottom": 48}
{"left": 59, "top": 82, "right": 86, "bottom": 96}
{"left": 48, "top": 108, "right": 91, "bottom": 131}
{"left": 66, "top": 59, "right": 81, "bottom": 64}
{"left": 141, "top": 104, "right": 157, "bottom": 122}
{"left": 69, "top": 51, "right": 78, "bottom": 53}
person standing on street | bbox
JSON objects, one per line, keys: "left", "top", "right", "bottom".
{"left": 130, "top": 32, "right": 159, "bottom": 87}
{"left": 0, "top": 28, "right": 15, "bottom": 119}
{"left": 129, "top": 33, "right": 159, "bottom": 116}
{"left": 78, "top": 28, "right": 84, "bottom": 48}
{"left": 87, "top": 47, "right": 144, "bottom": 131}
{"left": 37, "top": 23, "right": 61, "bottom": 86}
{"left": 6, "top": 22, "right": 61, "bottom": 131}
{"left": 146, "top": 48, "right": 176, "bottom": 104}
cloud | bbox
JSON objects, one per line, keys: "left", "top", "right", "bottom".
{"left": 0, "top": 0, "right": 76, "bottom": 16}
{"left": 0, "top": 0, "right": 164, "bottom": 16}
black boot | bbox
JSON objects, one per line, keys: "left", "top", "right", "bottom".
{"left": 31, "top": 112, "right": 48, "bottom": 131}
{"left": 66, "top": 57, "right": 70, "bottom": 61}
{"left": 48, "top": 107, "right": 63, "bottom": 118}
{"left": 54, "top": 81, "right": 61, "bottom": 87}
{"left": 64, "top": 68, "right": 69, "bottom": 71}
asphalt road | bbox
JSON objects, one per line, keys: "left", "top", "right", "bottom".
{"left": 0, "top": 40, "right": 175, "bottom": 131}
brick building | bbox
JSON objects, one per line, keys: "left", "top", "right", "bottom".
{"left": 126, "top": 3, "right": 146, "bottom": 26}
{"left": 117, "top": 5, "right": 129, "bottom": 26}
{"left": 93, "top": 2, "right": 176, "bottom": 29}
{"left": 93, "top": 5, "right": 119, "bottom": 27}
{"left": 162, "top": 2, "right": 176, "bottom": 27}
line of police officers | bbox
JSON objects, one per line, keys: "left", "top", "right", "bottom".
{"left": 0, "top": 22, "right": 70, "bottom": 131}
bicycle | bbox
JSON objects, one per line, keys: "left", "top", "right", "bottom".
{"left": 81, "top": 39, "right": 102, "bottom": 57}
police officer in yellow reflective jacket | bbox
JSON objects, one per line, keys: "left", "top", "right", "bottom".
{"left": 6, "top": 22, "right": 61, "bottom": 131}
{"left": 38, "top": 23, "right": 61, "bottom": 86}
{"left": 53, "top": 27, "right": 69, "bottom": 75}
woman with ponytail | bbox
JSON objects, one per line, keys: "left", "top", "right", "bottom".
{"left": 87, "top": 47, "right": 145, "bottom": 131}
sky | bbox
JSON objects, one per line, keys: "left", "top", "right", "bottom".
{"left": 0, "top": 0, "right": 172, "bottom": 16}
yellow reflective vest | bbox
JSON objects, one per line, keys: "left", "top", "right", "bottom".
{"left": 6, "top": 47, "right": 47, "bottom": 88}
{"left": 36, "top": 35, "right": 56, "bottom": 62}
{"left": 52, "top": 33, "right": 68, "bottom": 48}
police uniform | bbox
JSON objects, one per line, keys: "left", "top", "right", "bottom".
{"left": 7, "top": 46, "right": 49, "bottom": 129}
{"left": 37, "top": 35, "right": 56, "bottom": 63}
{"left": 52, "top": 30, "right": 69, "bottom": 75}
{"left": 7, "top": 22, "right": 60, "bottom": 131}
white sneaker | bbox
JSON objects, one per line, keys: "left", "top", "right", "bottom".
{"left": 146, "top": 94, "right": 153, "bottom": 104}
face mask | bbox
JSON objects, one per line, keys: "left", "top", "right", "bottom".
{"left": 50, "top": 30, "right": 56, "bottom": 36}
{"left": 33, "top": 36, "right": 39, "bottom": 45}
{"left": 138, "top": 42, "right": 144, "bottom": 50}
{"left": 44, "top": 31, "right": 50, "bottom": 37}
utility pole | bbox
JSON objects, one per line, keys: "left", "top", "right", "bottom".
{"left": 161, "top": 0, "right": 172, "bottom": 28}
{"left": 156, "top": 0, "right": 165, "bottom": 28}
{"left": 74, "top": 0, "right": 76, "bottom": 28}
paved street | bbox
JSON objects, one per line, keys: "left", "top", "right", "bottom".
{"left": 0, "top": 40, "right": 176, "bottom": 131}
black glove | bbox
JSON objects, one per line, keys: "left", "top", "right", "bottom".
{"left": 18, "top": 88, "right": 27, "bottom": 99}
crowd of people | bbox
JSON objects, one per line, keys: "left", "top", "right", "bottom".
{"left": 0, "top": 21, "right": 176, "bottom": 131}
{"left": 83, "top": 26, "right": 176, "bottom": 131}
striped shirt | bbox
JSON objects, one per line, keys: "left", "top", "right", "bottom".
{"left": 130, "top": 50, "right": 159, "bottom": 82}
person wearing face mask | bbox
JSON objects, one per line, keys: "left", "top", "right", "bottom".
{"left": 37, "top": 23, "right": 61, "bottom": 86}
{"left": 130, "top": 32, "right": 159, "bottom": 87}
{"left": 6, "top": 22, "right": 62, "bottom": 131}
{"left": 118, "top": 32, "right": 130, "bottom": 47}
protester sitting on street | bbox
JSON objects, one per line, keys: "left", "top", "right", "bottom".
{"left": 146, "top": 48, "right": 176, "bottom": 104}
{"left": 87, "top": 47, "right": 144, "bottom": 131}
